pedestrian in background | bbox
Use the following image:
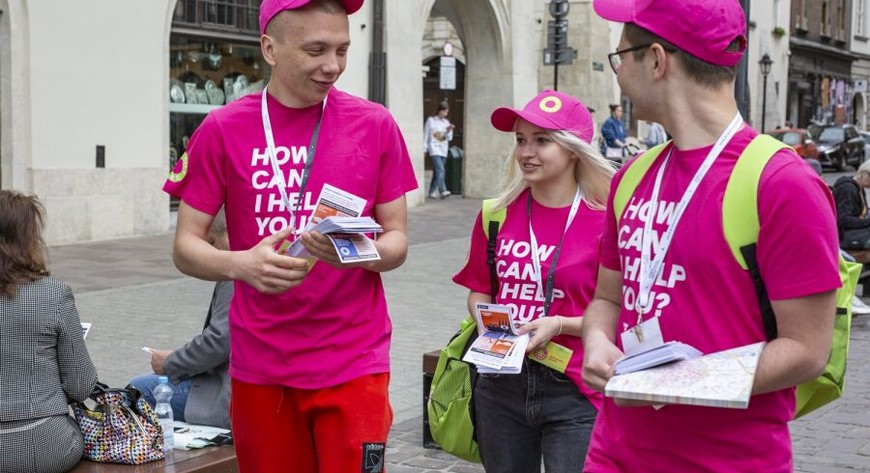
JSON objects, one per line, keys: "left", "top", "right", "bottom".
{"left": 424, "top": 101, "right": 456, "bottom": 199}
{"left": 162, "top": 0, "right": 417, "bottom": 470}
{"left": 644, "top": 120, "right": 667, "bottom": 147}
{"left": 453, "top": 90, "right": 614, "bottom": 472}
{"left": 600, "top": 103, "right": 627, "bottom": 160}
{"left": 0, "top": 190, "right": 99, "bottom": 473}
{"left": 129, "top": 209, "right": 233, "bottom": 430}
{"left": 816, "top": 163, "right": 870, "bottom": 316}
{"left": 582, "top": 0, "right": 839, "bottom": 471}
{"left": 833, "top": 160, "right": 870, "bottom": 251}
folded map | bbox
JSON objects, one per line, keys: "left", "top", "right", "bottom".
{"left": 605, "top": 342, "right": 765, "bottom": 409}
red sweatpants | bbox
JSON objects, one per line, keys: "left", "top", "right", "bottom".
{"left": 230, "top": 374, "right": 392, "bottom": 473}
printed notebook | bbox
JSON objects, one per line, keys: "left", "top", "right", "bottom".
{"left": 614, "top": 341, "right": 702, "bottom": 375}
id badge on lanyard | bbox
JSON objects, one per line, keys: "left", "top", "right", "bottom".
{"left": 621, "top": 112, "right": 744, "bottom": 355}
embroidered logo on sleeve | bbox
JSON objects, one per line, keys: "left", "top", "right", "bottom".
{"left": 167, "top": 153, "right": 189, "bottom": 183}
{"left": 361, "top": 442, "right": 385, "bottom": 473}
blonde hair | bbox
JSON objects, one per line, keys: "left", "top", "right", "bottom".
{"left": 858, "top": 160, "right": 870, "bottom": 177}
{"left": 492, "top": 130, "right": 616, "bottom": 211}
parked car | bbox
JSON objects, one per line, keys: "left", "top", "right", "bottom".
{"left": 860, "top": 131, "right": 870, "bottom": 168}
{"left": 768, "top": 128, "right": 820, "bottom": 161}
{"left": 810, "top": 124, "right": 865, "bottom": 171}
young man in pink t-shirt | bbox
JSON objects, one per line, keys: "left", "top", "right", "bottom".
{"left": 162, "top": 0, "right": 417, "bottom": 471}
{"left": 582, "top": 1, "right": 841, "bottom": 472}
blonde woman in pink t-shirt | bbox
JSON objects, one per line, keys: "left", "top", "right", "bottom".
{"left": 453, "top": 90, "right": 614, "bottom": 472}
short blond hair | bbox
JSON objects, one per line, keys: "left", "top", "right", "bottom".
{"left": 857, "top": 160, "right": 870, "bottom": 177}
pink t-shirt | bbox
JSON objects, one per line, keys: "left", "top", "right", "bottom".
{"left": 453, "top": 189, "right": 604, "bottom": 407}
{"left": 163, "top": 88, "right": 418, "bottom": 389}
{"left": 585, "top": 126, "right": 841, "bottom": 472}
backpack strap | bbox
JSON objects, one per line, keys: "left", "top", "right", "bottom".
{"left": 722, "top": 134, "right": 790, "bottom": 340}
{"left": 612, "top": 142, "right": 670, "bottom": 223}
{"left": 481, "top": 198, "right": 506, "bottom": 298}
{"left": 722, "top": 134, "right": 789, "bottom": 269}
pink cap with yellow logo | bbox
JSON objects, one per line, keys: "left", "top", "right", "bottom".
{"left": 490, "top": 90, "right": 594, "bottom": 144}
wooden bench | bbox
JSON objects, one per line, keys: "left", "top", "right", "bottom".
{"left": 422, "top": 349, "right": 441, "bottom": 449}
{"left": 70, "top": 446, "right": 237, "bottom": 473}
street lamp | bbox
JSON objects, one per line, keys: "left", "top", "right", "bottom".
{"left": 759, "top": 53, "right": 773, "bottom": 133}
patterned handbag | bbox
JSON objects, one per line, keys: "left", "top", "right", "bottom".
{"left": 72, "top": 383, "right": 166, "bottom": 464}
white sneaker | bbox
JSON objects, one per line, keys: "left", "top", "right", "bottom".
{"left": 441, "top": 190, "right": 452, "bottom": 197}
{"left": 852, "top": 295, "right": 870, "bottom": 316}
{"left": 429, "top": 191, "right": 440, "bottom": 199}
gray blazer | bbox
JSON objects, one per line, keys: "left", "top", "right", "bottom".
{"left": 0, "top": 277, "right": 98, "bottom": 422}
{"left": 163, "top": 280, "right": 232, "bottom": 429}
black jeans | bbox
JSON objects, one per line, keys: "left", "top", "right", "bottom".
{"left": 473, "top": 360, "right": 597, "bottom": 473}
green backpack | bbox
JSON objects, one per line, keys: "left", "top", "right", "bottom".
{"left": 613, "top": 134, "right": 860, "bottom": 419}
{"left": 427, "top": 199, "right": 505, "bottom": 463}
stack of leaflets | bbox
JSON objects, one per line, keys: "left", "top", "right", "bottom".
{"left": 605, "top": 342, "right": 765, "bottom": 409}
{"left": 283, "top": 184, "right": 383, "bottom": 263}
{"left": 614, "top": 341, "right": 702, "bottom": 375}
{"left": 462, "top": 303, "right": 530, "bottom": 374}
{"left": 306, "top": 216, "right": 382, "bottom": 234}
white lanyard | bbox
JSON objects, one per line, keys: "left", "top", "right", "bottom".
{"left": 261, "top": 88, "right": 327, "bottom": 234}
{"left": 529, "top": 187, "right": 583, "bottom": 315}
{"left": 636, "top": 112, "right": 744, "bottom": 319}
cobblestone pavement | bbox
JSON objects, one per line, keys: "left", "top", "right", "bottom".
{"left": 48, "top": 195, "right": 870, "bottom": 471}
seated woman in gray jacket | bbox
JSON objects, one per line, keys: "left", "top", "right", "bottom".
{"left": 0, "top": 190, "right": 99, "bottom": 473}
{"left": 129, "top": 209, "right": 232, "bottom": 429}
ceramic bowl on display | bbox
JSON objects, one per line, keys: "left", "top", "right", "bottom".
{"left": 204, "top": 79, "right": 217, "bottom": 91}
{"left": 170, "top": 84, "right": 185, "bottom": 103}
{"left": 185, "top": 83, "right": 198, "bottom": 104}
{"left": 235, "top": 75, "right": 249, "bottom": 88}
{"left": 232, "top": 81, "right": 245, "bottom": 100}
{"left": 207, "top": 88, "right": 225, "bottom": 106}
{"left": 223, "top": 78, "right": 235, "bottom": 103}
{"left": 196, "top": 89, "right": 209, "bottom": 105}
{"left": 248, "top": 79, "right": 265, "bottom": 95}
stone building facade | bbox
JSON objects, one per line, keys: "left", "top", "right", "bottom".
{"left": 0, "top": 0, "right": 613, "bottom": 244}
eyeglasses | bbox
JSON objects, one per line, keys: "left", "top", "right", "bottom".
{"left": 607, "top": 44, "right": 652, "bottom": 74}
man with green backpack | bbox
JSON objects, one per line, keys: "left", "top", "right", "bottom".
{"left": 581, "top": 1, "right": 848, "bottom": 472}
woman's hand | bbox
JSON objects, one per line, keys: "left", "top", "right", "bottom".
{"left": 517, "top": 316, "right": 563, "bottom": 353}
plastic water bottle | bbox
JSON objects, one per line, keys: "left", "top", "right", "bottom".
{"left": 153, "top": 376, "right": 174, "bottom": 451}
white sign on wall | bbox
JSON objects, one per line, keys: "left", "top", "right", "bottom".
{"left": 440, "top": 56, "right": 456, "bottom": 90}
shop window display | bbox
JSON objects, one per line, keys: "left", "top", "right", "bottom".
{"left": 168, "top": 38, "right": 267, "bottom": 181}
{"left": 168, "top": 1, "right": 264, "bottom": 208}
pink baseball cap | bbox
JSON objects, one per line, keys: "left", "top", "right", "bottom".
{"left": 259, "top": 0, "right": 364, "bottom": 34}
{"left": 593, "top": 0, "right": 747, "bottom": 67}
{"left": 491, "top": 90, "right": 594, "bottom": 144}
